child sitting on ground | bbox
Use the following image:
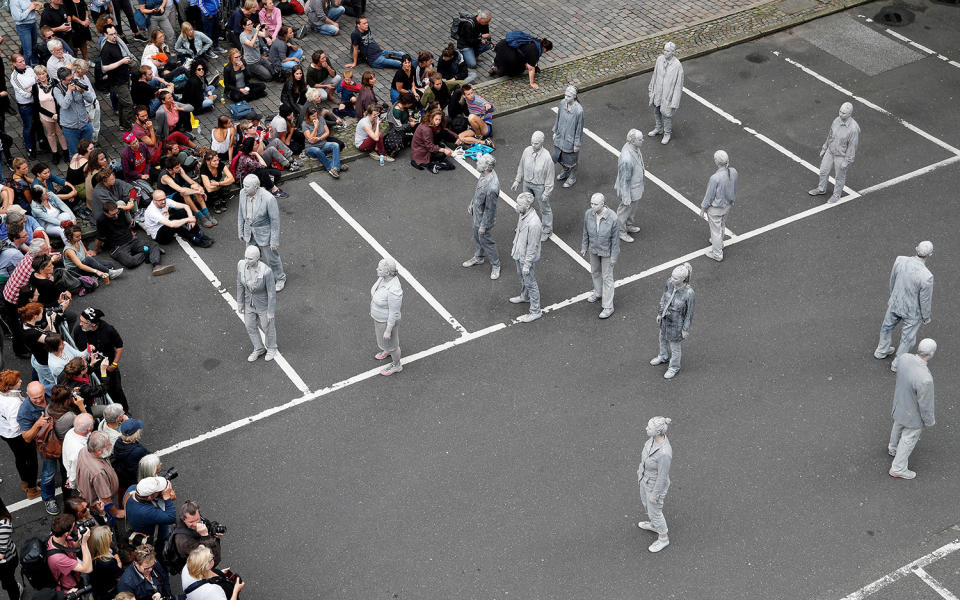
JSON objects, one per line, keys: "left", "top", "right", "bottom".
{"left": 334, "top": 69, "right": 362, "bottom": 118}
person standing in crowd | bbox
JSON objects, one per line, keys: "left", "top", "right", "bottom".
{"left": 552, "top": 85, "right": 583, "bottom": 188}
{"left": 238, "top": 175, "right": 286, "bottom": 292}
{"left": 637, "top": 416, "right": 673, "bottom": 553}
{"left": 509, "top": 192, "right": 542, "bottom": 323}
{"left": 53, "top": 66, "right": 95, "bottom": 159}
{"left": 96, "top": 403, "right": 125, "bottom": 457}
{"left": 808, "top": 102, "right": 860, "bottom": 204}
{"left": 462, "top": 154, "right": 501, "bottom": 280}
{"left": 345, "top": 16, "right": 404, "bottom": 70}
{"left": 647, "top": 41, "right": 683, "bottom": 145}
{"left": 12, "top": 0, "right": 44, "bottom": 66}
{"left": 370, "top": 258, "right": 403, "bottom": 376}
{"left": 580, "top": 193, "right": 620, "bottom": 319}
{"left": 181, "top": 545, "right": 245, "bottom": 600}
{"left": 88, "top": 525, "right": 124, "bottom": 600}
{"left": 0, "top": 501, "right": 19, "bottom": 600}
{"left": 18, "top": 380, "right": 62, "bottom": 514}
{"left": 171, "top": 500, "right": 223, "bottom": 568}
{"left": 490, "top": 31, "right": 551, "bottom": 89}
{"left": 237, "top": 246, "right": 278, "bottom": 362}
{"left": 61, "top": 412, "right": 93, "bottom": 491}
{"left": 10, "top": 54, "right": 39, "bottom": 159}
{"left": 76, "top": 431, "right": 125, "bottom": 519}
{"left": 888, "top": 338, "right": 936, "bottom": 480}
{"left": 699, "top": 150, "right": 738, "bottom": 262}
{"left": 455, "top": 9, "right": 492, "bottom": 70}
{"left": 99, "top": 25, "right": 134, "bottom": 129}
{"left": 199, "top": 0, "right": 222, "bottom": 55}
{"left": 72, "top": 307, "right": 129, "bottom": 412}
{"left": 875, "top": 241, "right": 934, "bottom": 372}
{"left": 512, "top": 131, "right": 554, "bottom": 242}
{"left": 0, "top": 370, "right": 41, "bottom": 500}
{"left": 34, "top": 65, "right": 70, "bottom": 165}
{"left": 651, "top": 263, "right": 695, "bottom": 379}
{"left": 615, "top": 129, "right": 644, "bottom": 243}
{"left": 47, "top": 513, "right": 94, "bottom": 590}
{"left": 117, "top": 544, "right": 173, "bottom": 599}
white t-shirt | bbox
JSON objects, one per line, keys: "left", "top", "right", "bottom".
{"left": 0, "top": 392, "right": 23, "bottom": 438}
{"left": 144, "top": 198, "right": 189, "bottom": 239}
{"left": 61, "top": 429, "right": 89, "bottom": 487}
{"left": 269, "top": 115, "right": 287, "bottom": 136}
{"left": 354, "top": 116, "right": 373, "bottom": 147}
{"left": 181, "top": 567, "right": 228, "bottom": 600}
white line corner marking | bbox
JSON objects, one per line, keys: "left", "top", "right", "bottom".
{"left": 841, "top": 539, "right": 960, "bottom": 599}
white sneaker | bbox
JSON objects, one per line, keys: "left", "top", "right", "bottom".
{"left": 108, "top": 268, "right": 124, "bottom": 279}
{"left": 637, "top": 521, "right": 657, "bottom": 532}
{"left": 462, "top": 256, "right": 484, "bottom": 267}
{"left": 648, "top": 128, "right": 663, "bottom": 137}
{"left": 517, "top": 312, "right": 542, "bottom": 323}
{"left": 661, "top": 133, "right": 671, "bottom": 145}
{"left": 276, "top": 278, "right": 286, "bottom": 292}
{"left": 247, "top": 350, "right": 265, "bottom": 362}
{"left": 649, "top": 356, "right": 667, "bottom": 366}
{"left": 490, "top": 264, "right": 501, "bottom": 280}
{"left": 264, "top": 349, "right": 277, "bottom": 361}
{"left": 663, "top": 368, "right": 679, "bottom": 379}
{"left": 648, "top": 537, "right": 670, "bottom": 552}
{"left": 874, "top": 346, "right": 895, "bottom": 359}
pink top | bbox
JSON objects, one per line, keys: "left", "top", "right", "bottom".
{"left": 164, "top": 105, "right": 179, "bottom": 129}
{"left": 258, "top": 6, "right": 282, "bottom": 40}
{"left": 38, "top": 86, "right": 58, "bottom": 123}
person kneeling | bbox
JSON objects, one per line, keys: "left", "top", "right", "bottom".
{"left": 143, "top": 190, "right": 214, "bottom": 248}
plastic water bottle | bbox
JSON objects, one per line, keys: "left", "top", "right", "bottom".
{"left": 379, "top": 154, "right": 385, "bottom": 166}
{"left": 142, "top": 246, "right": 150, "bottom": 255}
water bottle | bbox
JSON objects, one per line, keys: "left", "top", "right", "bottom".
{"left": 379, "top": 154, "right": 385, "bottom": 166}
{"left": 143, "top": 246, "right": 150, "bottom": 255}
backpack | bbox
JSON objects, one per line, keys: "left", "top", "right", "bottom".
{"left": 229, "top": 101, "right": 255, "bottom": 120}
{"left": 20, "top": 536, "right": 76, "bottom": 590}
{"left": 34, "top": 417, "right": 62, "bottom": 459}
{"left": 160, "top": 526, "right": 192, "bottom": 573}
{"left": 449, "top": 12, "right": 473, "bottom": 40}
{"left": 505, "top": 30, "right": 541, "bottom": 54}
{"left": 91, "top": 57, "right": 111, "bottom": 92}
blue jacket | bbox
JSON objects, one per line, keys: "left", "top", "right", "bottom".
{"left": 200, "top": 0, "right": 219, "bottom": 16}
{"left": 52, "top": 83, "right": 96, "bottom": 130}
{"left": 31, "top": 195, "right": 76, "bottom": 228}
{"left": 123, "top": 484, "right": 177, "bottom": 544}
{"left": 117, "top": 560, "right": 172, "bottom": 600}
{"left": 10, "top": 0, "right": 38, "bottom": 25}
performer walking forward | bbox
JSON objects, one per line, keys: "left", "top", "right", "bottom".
{"left": 237, "top": 246, "right": 278, "bottom": 362}
{"left": 462, "top": 154, "right": 501, "bottom": 280}
{"left": 874, "top": 241, "right": 933, "bottom": 372}
{"left": 699, "top": 150, "right": 738, "bottom": 262}
{"left": 648, "top": 42, "right": 683, "bottom": 145}
{"left": 888, "top": 339, "right": 936, "bottom": 480}
{"left": 580, "top": 193, "right": 619, "bottom": 319}
{"left": 650, "top": 263, "right": 694, "bottom": 379}
{"left": 808, "top": 102, "right": 859, "bottom": 203}
{"left": 551, "top": 85, "right": 583, "bottom": 188}
{"left": 371, "top": 258, "right": 403, "bottom": 376}
{"left": 237, "top": 174, "right": 286, "bottom": 292}
{"left": 637, "top": 416, "right": 673, "bottom": 553}
{"left": 512, "top": 131, "right": 555, "bottom": 241}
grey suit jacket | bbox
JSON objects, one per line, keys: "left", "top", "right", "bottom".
{"left": 887, "top": 256, "right": 933, "bottom": 321}
{"left": 892, "top": 353, "right": 935, "bottom": 428}
{"left": 237, "top": 188, "right": 281, "bottom": 248}
{"left": 236, "top": 261, "right": 277, "bottom": 314}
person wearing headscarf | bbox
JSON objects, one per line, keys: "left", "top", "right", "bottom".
{"left": 875, "top": 241, "right": 934, "bottom": 372}
{"left": 809, "top": 102, "right": 859, "bottom": 204}
{"left": 637, "top": 416, "right": 673, "bottom": 552}
{"left": 615, "top": 129, "right": 645, "bottom": 243}
{"left": 650, "top": 263, "right": 694, "bottom": 379}
{"left": 551, "top": 85, "right": 583, "bottom": 188}
{"left": 236, "top": 246, "right": 277, "bottom": 362}
{"left": 237, "top": 174, "right": 286, "bottom": 292}
{"left": 647, "top": 41, "right": 683, "bottom": 145}
{"left": 462, "top": 154, "right": 501, "bottom": 280}
{"left": 699, "top": 150, "right": 738, "bottom": 262}
{"left": 370, "top": 258, "right": 403, "bottom": 376}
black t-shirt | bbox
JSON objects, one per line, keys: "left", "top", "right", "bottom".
{"left": 99, "top": 41, "right": 130, "bottom": 87}
{"left": 199, "top": 162, "right": 226, "bottom": 187}
{"left": 89, "top": 555, "right": 123, "bottom": 600}
{"left": 350, "top": 27, "right": 382, "bottom": 63}
{"left": 520, "top": 42, "right": 541, "bottom": 66}
{"left": 30, "top": 274, "right": 60, "bottom": 307}
{"left": 22, "top": 325, "right": 49, "bottom": 364}
{"left": 73, "top": 321, "right": 123, "bottom": 360}
{"left": 97, "top": 215, "right": 134, "bottom": 250}
{"left": 391, "top": 68, "right": 415, "bottom": 93}
{"left": 456, "top": 17, "right": 489, "bottom": 49}
{"left": 40, "top": 2, "right": 70, "bottom": 30}
{"left": 131, "top": 80, "right": 157, "bottom": 108}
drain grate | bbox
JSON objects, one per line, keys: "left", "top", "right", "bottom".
{"left": 873, "top": 6, "right": 916, "bottom": 26}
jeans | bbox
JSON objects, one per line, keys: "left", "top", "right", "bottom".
{"left": 514, "top": 259, "right": 540, "bottom": 314}
{"left": 16, "top": 22, "right": 40, "bottom": 66}
{"left": 313, "top": 4, "right": 344, "bottom": 35}
{"left": 305, "top": 141, "right": 341, "bottom": 170}
{"left": 62, "top": 123, "right": 94, "bottom": 158}
{"left": 244, "top": 309, "right": 276, "bottom": 351}
{"left": 41, "top": 456, "right": 66, "bottom": 501}
{"left": 80, "top": 255, "right": 117, "bottom": 272}
{"left": 281, "top": 47, "right": 304, "bottom": 70}
{"left": 706, "top": 205, "right": 730, "bottom": 259}
{"left": 616, "top": 199, "right": 639, "bottom": 231}
{"left": 31, "top": 355, "right": 56, "bottom": 388}
{"left": 472, "top": 225, "right": 499, "bottom": 265}
{"left": 657, "top": 332, "right": 682, "bottom": 371}
{"left": 17, "top": 103, "right": 35, "bottom": 150}
{"left": 652, "top": 104, "right": 673, "bottom": 134}
{"left": 523, "top": 182, "right": 552, "bottom": 235}
{"left": 202, "top": 14, "right": 221, "bottom": 48}
{"left": 110, "top": 237, "right": 161, "bottom": 268}
{"left": 639, "top": 481, "right": 668, "bottom": 535}
{"left": 460, "top": 41, "right": 491, "bottom": 69}
{"left": 589, "top": 253, "right": 615, "bottom": 309}
{"left": 888, "top": 423, "right": 922, "bottom": 474}
{"left": 369, "top": 50, "right": 403, "bottom": 69}
{"left": 876, "top": 310, "right": 922, "bottom": 363}
{"left": 817, "top": 152, "right": 849, "bottom": 199}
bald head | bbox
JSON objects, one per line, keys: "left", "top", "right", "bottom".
{"left": 26, "top": 381, "right": 45, "bottom": 404}
{"left": 74, "top": 413, "right": 95, "bottom": 435}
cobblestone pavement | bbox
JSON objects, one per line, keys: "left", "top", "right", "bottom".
{"left": 0, "top": 0, "right": 866, "bottom": 180}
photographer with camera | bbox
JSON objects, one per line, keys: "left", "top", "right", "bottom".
{"left": 166, "top": 500, "right": 223, "bottom": 571}
{"left": 117, "top": 544, "right": 173, "bottom": 600}
{"left": 181, "top": 546, "right": 244, "bottom": 600}
{"left": 124, "top": 476, "right": 176, "bottom": 548}
{"left": 52, "top": 67, "right": 95, "bottom": 159}
{"left": 47, "top": 513, "right": 94, "bottom": 592}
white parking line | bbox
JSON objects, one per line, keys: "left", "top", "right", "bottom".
{"left": 840, "top": 539, "right": 960, "bottom": 599}
{"left": 913, "top": 566, "right": 960, "bottom": 600}
{"left": 563, "top": 108, "right": 736, "bottom": 239}
{"left": 310, "top": 182, "right": 470, "bottom": 334}
{"left": 453, "top": 155, "right": 592, "bottom": 271}
{"left": 856, "top": 15, "right": 960, "bottom": 69}
{"left": 777, "top": 53, "right": 960, "bottom": 156}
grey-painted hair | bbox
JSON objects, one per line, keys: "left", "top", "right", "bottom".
{"left": 377, "top": 258, "right": 398, "bottom": 277}
{"left": 138, "top": 453, "right": 161, "bottom": 482}
{"left": 626, "top": 129, "right": 643, "bottom": 146}
{"left": 916, "top": 240, "right": 933, "bottom": 258}
{"left": 664, "top": 41, "right": 676, "bottom": 53}
{"left": 917, "top": 338, "right": 937, "bottom": 358}
{"left": 476, "top": 153, "right": 496, "bottom": 173}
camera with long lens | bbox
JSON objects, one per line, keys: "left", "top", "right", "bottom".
{"left": 71, "top": 79, "right": 89, "bottom": 91}
{"left": 164, "top": 467, "right": 179, "bottom": 481}
{"left": 202, "top": 518, "right": 226, "bottom": 535}
{"left": 65, "top": 585, "right": 93, "bottom": 599}
{"left": 67, "top": 518, "right": 97, "bottom": 542}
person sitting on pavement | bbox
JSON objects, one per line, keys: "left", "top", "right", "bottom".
{"left": 62, "top": 224, "right": 123, "bottom": 283}
{"left": 280, "top": 64, "right": 309, "bottom": 125}
{"left": 131, "top": 66, "right": 171, "bottom": 116}
{"left": 354, "top": 104, "right": 393, "bottom": 162}
{"left": 436, "top": 43, "right": 474, "bottom": 83}
{"left": 175, "top": 21, "right": 214, "bottom": 62}
{"left": 267, "top": 25, "right": 303, "bottom": 78}
{"left": 223, "top": 47, "right": 269, "bottom": 102}
{"left": 180, "top": 60, "right": 218, "bottom": 114}
{"left": 32, "top": 161, "right": 78, "bottom": 205}
{"left": 420, "top": 71, "right": 464, "bottom": 115}
{"left": 460, "top": 84, "right": 495, "bottom": 146}
{"left": 302, "top": 106, "right": 347, "bottom": 179}
{"left": 156, "top": 157, "right": 217, "bottom": 227}
{"left": 258, "top": 0, "right": 282, "bottom": 42}
{"left": 199, "top": 151, "right": 235, "bottom": 215}
{"left": 117, "top": 543, "right": 173, "bottom": 600}
{"left": 455, "top": 9, "right": 492, "bottom": 70}
{"left": 154, "top": 90, "right": 196, "bottom": 143}
{"left": 3, "top": 205, "right": 49, "bottom": 247}
{"left": 29, "top": 184, "right": 75, "bottom": 245}
{"left": 232, "top": 137, "right": 286, "bottom": 198}
{"left": 239, "top": 120, "right": 302, "bottom": 172}
{"left": 411, "top": 109, "right": 458, "bottom": 173}
{"left": 345, "top": 16, "right": 404, "bottom": 70}
{"left": 270, "top": 104, "right": 305, "bottom": 157}
{"left": 302, "top": 0, "right": 344, "bottom": 37}
{"left": 143, "top": 189, "right": 214, "bottom": 247}
{"left": 238, "top": 18, "right": 275, "bottom": 82}
{"left": 490, "top": 32, "right": 552, "bottom": 89}
{"left": 333, "top": 68, "right": 360, "bottom": 117}
{"left": 388, "top": 92, "right": 419, "bottom": 130}
{"left": 96, "top": 201, "right": 175, "bottom": 276}
{"left": 120, "top": 131, "right": 153, "bottom": 186}
{"left": 389, "top": 54, "right": 420, "bottom": 104}
{"left": 305, "top": 49, "right": 342, "bottom": 102}
{"left": 226, "top": 0, "right": 259, "bottom": 49}
{"left": 114, "top": 419, "right": 151, "bottom": 495}
{"left": 91, "top": 168, "right": 138, "bottom": 224}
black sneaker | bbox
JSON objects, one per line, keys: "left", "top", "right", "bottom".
{"left": 134, "top": 32, "right": 147, "bottom": 41}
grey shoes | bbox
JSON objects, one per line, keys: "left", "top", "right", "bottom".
{"left": 889, "top": 469, "right": 916, "bottom": 479}
{"left": 276, "top": 278, "right": 286, "bottom": 292}
{"left": 490, "top": 264, "right": 500, "bottom": 280}
{"left": 649, "top": 356, "right": 667, "bottom": 366}
{"left": 462, "top": 256, "right": 485, "bottom": 267}
{"left": 517, "top": 312, "right": 542, "bottom": 323}
{"left": 808, "top": 187, "right": 827, "bottom": 196}
{"left": 620, "top": 233, "right": 634, "bottom": 243}
{"left": 265, "top": 349, "right": 277, "bottom": 361}
{"left": 874, "top": 346, "right": 895, "bottom": 359}
{"left": 663, "top": 368, "right": 679, "bottom": 379}
{"left": 247, "top": 349, "right": 265, "bottom": 362}
{"left": 637, "top": 522, "right": 669, "bottom": 552}
{"left": 107, "top": 268, "right": 124, "bottom": 279}
{"left": 599, "top": 307, "right": 614, "bottom": 319}
{"left": 661, "top": 134, "right": 671, "bottom": 145}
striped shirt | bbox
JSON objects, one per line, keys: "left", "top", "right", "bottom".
{"left": 465, "top": 93, "right": 494, "bottom": 125}
{"left": 76, "top": 447, "right": 119, "bottom": 505}
{"left": 0, "top": 518, "right": 15, "bottom": 564}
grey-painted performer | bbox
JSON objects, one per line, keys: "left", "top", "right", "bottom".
{"left": 809, "top": 102, "right": 859, "bottom": 203}
{"left": 510, "top": 192, "right": 543, "bottom": 323}
{"left": 371, "top": 258, "right": 403, "bottom": 376}
{"left": 552, "top": 85, "right": 584, "bottom": 188}
{"left": 462, "top": 153, "right": 501, "bottom": 280}
{"left": 651, "top": 263, "right": 694, "bottom": 379}
{"left": 580, "top": 193, "right": 620, "bottom": 319}
{"left": 875, "top": 241, "right": 934, "bottom": 372}
{"left": 699, "top": 150, "right": 738, "bottom": 262}
{"left": 237, "top": 174, "right": 286, "bottom": 291}
{"left": 648, "top": 42, "right": 683, "bottom": 145}
{"left": 512, "top": 131, "right": 555, "bottom": 241}
{"left": 236, "top": 245, "right": 278, "bottom": 362}
{"left": 615, "top": 129, "right": 645, "bottom": 243}
{"left": 637, "top": 416, "right": 673, "bottom": 553}
{"left": 888, "top": 338, "right": 936, "bottom": 480}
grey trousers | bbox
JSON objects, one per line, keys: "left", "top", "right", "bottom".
{"left": 86, "top": 99, "right": 101, "bottom": 143}
{"left": 875, "top": 310, "right": 922, "bottom": 361}
{"left": 514, "top": 259, "right": 541, "bottom": 314}
{"left": 472, "top": 225, "right": 499, "bottom": 265}
{"left": 616, "top": 200, "right": 639, "bottom": 230}
{"left": 244, "top": 309, "right": 277, "bottom": 351}
{"left": 247, "top": 241, "right": 286, "bottom": 282}
{"left": 653, "top": 104, "right": 673, "bottom": 134}
{"left": 156, "top": 8, "right": 178, "bottom": 49}
{"left": 246, "top": 58, "right": 274, "bottom": 82}
{"left": 889, "top": 423, "right": 922, "bottom": 474}
{"left": 589, "top": 252, "right": 614, "bottom": 309}
{"left": 374, "top": 320, "right": 401, "bottom": 363}
{"left": 706, "top": 205, "right": 730, "bottom": 258}
{"left": 817, "top": 152, "right": 848, "bottom": 197}
{"left": 524, "top": 182, "right": 552, "bottom": 235}
{"left": 262, "top": 138, "right": 291, "bottom": 167}
{"left": 658, "top": 332, "right": 682, "bottom": 370}
{"left": 639, "top": 480, "right": 668, "bottom": 535}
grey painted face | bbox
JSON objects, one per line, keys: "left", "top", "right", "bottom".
{"left": 531, "top": 131, "right": 545, "bottom": 151}
{"left": 477, "top": 153, "right": 496, "bottom": 173}
{"left": 590, "top": 193, "right": 605, "bottom": 214}
{"left": 564, "top": 85, "right": 577, "bottom": 104}
{"left": 516, "top": 192, "right": 535, "bottom": 214}
{"left": 839, "top": 102, "right": 854, "bottom": 122}
{"left": 626, "top": 128, "right": 643, "bottom": 149}
{"left": 663, "top": 41, "right": 676, "bottom": 60}
{"left": 376, "top": 258, "right": 397, "bottom": 278}
{"left": 244, "top": 245, "right": 261, "bottom": 266}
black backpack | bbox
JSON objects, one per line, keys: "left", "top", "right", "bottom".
{"left": 160, "top": 526, "right": 193, "bottom": 574}
{"left": 20, "top": 536, "right": 77, "bottom": 590}
{"left": 91, "top": 57, "right": 111, "bottom": 92}
{"left": 449, "top": 12, "right": 473, "bottom": 40}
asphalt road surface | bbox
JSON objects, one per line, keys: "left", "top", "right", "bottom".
{"left": 3, "top": 2, "right": 960, "bottom": 599}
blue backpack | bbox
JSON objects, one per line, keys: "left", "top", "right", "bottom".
{"left": 505, "top": 30, "right": 540, "bottom": 55}
{"left": 229, "top": 101, "right": 255, "bottom": 119}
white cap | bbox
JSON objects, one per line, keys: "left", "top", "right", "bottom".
{"left": 136, "top": 476, "right": 167, "bottom": 496}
